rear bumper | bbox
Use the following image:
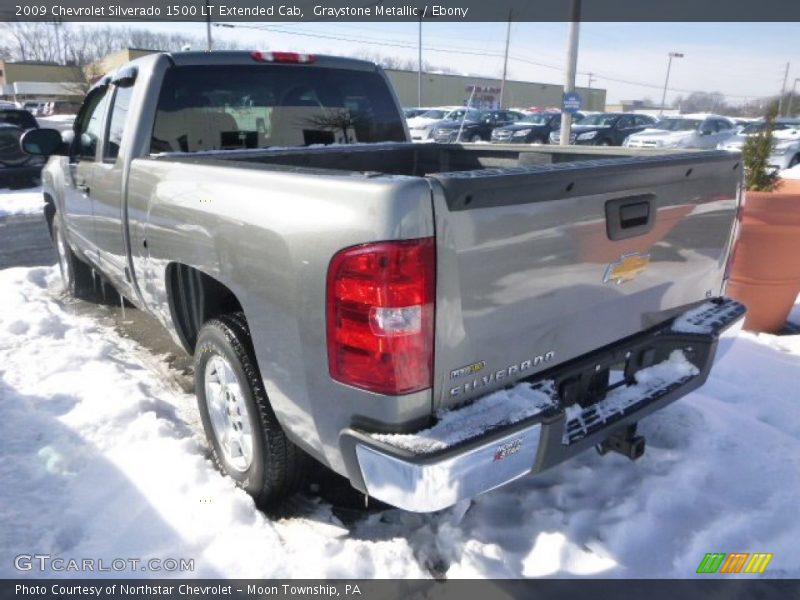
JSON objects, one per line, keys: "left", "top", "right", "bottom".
{"left": 340, "top": 297, "right": 745, "bottom": 512}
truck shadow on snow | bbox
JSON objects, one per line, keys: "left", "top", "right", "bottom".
{"left": 0, "top": 378, "right": 225, "bottom": 578}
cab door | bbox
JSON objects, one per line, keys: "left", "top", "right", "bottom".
{"left": 62, "top": 86, "right": 111, "bottom": 264}
{"left": 91, "top": 82, "right": 136, "bottom": 296}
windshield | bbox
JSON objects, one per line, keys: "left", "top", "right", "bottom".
{"left": 151, "top": 65, "right": 406, "bottom": 153}
{"left": 445, "top": 108, "right": 482, "bottom": 122}
{"left": 418, "top": 109, "right": 448, "bottom": 119}
{"left": 741, "top": 121, "right": 798, "bottom": 134}
{"left": 578, "top": 114, "right": 620, "bottom": 127}
{"left": 654, "top": 118, "right": 702, "bottom": 131}
{"left": 520, "top": 114, "right": 551, "bottom": 125}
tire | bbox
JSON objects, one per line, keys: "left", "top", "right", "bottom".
{"left": 598, "top": 138, "right": 612, "bottom": 146}
{"left": 469, "top": 134, "right": 482, "bottom": 143}
{"left": 195, "top": 313, "right": 306, "bottom": 507}
{"left": 53, "top": 217, "right": 94, "bottom": 297}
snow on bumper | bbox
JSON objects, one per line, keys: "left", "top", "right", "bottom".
{"left": 340, "top": 297, "right": 745, "bottom": 512}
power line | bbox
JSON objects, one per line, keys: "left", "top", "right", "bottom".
{"left": 214, "top": 22, "right": 769, "bottom": 102}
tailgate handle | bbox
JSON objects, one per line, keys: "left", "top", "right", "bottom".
{"left": 620, "top": 202, "right": 650, "bottom": 229}
{"left": 605, "top": 195, "right": 656, "bottom": 241}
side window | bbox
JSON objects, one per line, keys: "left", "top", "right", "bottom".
{"left": 715, "top": 119, "right": 732, "bottom": 131}
{"left": 634, "top": 115, "right": 652, "bottom": 127}
{"left": 700, "top": 119, "right": 715, "bottom": 134}
{"left": 105, "top": 86, "right": 134, "bottom": 161}
{"left": 75, "top": 88, "right": 110, "bottom": 161}
{"left": 618, "top": 116, "right": 635, "bottom": 129}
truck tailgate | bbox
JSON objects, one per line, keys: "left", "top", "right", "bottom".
{"left": 428, "top": 151, "right": 740, "bottom": 410}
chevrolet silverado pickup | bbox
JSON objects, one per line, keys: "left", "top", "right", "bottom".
{"left": 21, "top": 51, "right": 745, "bottom": 513}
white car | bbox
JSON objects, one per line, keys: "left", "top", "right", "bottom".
{"left": 406, "top": 106, "right": 461, "bottom": 141}
{"left": 624, "top": 114, "right": 736, "bottom": 149}
{"left": 717, "top": 118, "right": 800, "bottom": 170}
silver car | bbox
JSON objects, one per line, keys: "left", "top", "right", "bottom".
{"left": 625, "top": 114, "right": 737, "bottom": 149}
{"left": 717, "top": 118, "right": 800, "bottom": 170}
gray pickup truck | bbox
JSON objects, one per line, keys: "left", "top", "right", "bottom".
{"left": 22, "top": 51, "right": 745, "bottom": 513}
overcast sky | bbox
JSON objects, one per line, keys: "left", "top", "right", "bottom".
{"left": 102, "top": 21, "right": 798, "bottom": 104}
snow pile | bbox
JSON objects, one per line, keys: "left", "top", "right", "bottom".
{"left": 0, "top": 264, "right": 799, "bottom": 578}
{"left": 780, "top": 164, "right": 800, "bottom": 180}
{"left": 372, "top": 382, "right": 556, "bottom": 454}
{"left": 0, "top": 186, "right": 44, "bottom": 217}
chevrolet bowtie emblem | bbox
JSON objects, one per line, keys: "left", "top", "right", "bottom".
{"left": 603, "top": 252, "right": 651, "bottom": 285}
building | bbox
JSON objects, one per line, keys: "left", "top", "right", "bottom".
{"left": 2, "top": 48, "right": 608, "bottom": 113}
{"left": 0, "top": 60, "right": 85, "bottom": 103}
{"left": 605, "top": 99, "right": 679, "bottom": 117}
{"left": 385, "top": 68, "right": 606, "bottom": 111}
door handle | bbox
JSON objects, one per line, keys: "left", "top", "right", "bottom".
{"left": 605, "top": 195, "right": 656, "bottom": 241}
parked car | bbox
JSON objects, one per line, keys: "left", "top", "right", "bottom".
{"left": 43, "top": 100, "right": 82, "bottom": 116}
{"left": 491, "top": 111, "right": 584, "bottom": 144}
{"left": 432, "top": 109, "right": 524, "bottom": 143}
{"left": 550, "top": 112, "right": 657, "bottom": 145}
{"left": 624, "top": 114, "right": 736, "bottom": 149}
{"left": 0, "top": 109, "right": 43, "bottom": 188}
{"left": 406, "top": 107, "right": 460, "bottom": 141}
{"left": 22, "top": 50, "right": 744, "bottom": 513}
{"left": 717, "top": 118, "right": 800, "bottom": 170}
{"left": 22, "top": 101, "right": 48, "bottom": 116}
{"left": 403, "top": 107, "right": 431, "bottom": 119}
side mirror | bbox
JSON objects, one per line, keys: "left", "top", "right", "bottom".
{"left": 20, "top": 128, "right": 65, "bottom": 156}
{"left": 699, "top": 127, "right": 713, "bottom": 136}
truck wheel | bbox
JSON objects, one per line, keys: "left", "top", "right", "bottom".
{"left": 53, "top": 217, "right": 94, "bottom": 297}
{"left": 195, "top": 313, "right": 306, "bottom": 507}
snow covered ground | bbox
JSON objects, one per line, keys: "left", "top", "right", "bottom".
{"left": 1, "top": 263, "right": 798, "bottom": 579}
{"left": 0, "top": 186, "right": 44, "bottom": 217}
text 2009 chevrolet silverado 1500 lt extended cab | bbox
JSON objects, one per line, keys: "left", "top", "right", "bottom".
{"left": 21, "top": 51, "right": 745, "bottom": 512}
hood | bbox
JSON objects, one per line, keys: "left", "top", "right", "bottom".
{"left": 406, "top": 116, "right": 442, "bottom": 128}
{"left": 629, "top": 128, "right": 695, "bottom": 140}
{"left": 496, "top": 122, "right": 550, "bottom": 132}
{"left": 435, "top": 119, "right": 480, "bottom": 130}
{"left": 568, "top": 124, "right": 611, "bottom": 134}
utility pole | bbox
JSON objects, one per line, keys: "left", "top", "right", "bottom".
{"left": 659, "top": 51, "right": 684, "bottom": 116}
{"left": 587, "top": 72, "right": 595, "bottom": 88}
{"left": 205, "top": 0, "right": 213, "bottom": 51}
{"left": 790, "top": 77, "right": 800, "bottom": 117}
{"left": 778, "top": 62, "right": 790, "bottom": 116}
{"left": 559, "top": 0, "right": 581, "bottom": 146}
{"left": 499, "top": 12, "right": 512, "bottom": 108}
{"left": 418, "top": 17, "right": 423, "bottom": 106}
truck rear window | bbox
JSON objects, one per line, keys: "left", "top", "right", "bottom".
{"left": 150, "top": 65, "right": 406, "bottom": 153}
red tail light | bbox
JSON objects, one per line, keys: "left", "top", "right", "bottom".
{"left": 250, "top": 51, "right": 315, "bottom": 64}
{"left": 327, "top": 238, "right": 435, "bottom": 395}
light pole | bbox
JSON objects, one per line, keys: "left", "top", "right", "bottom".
{"left": 660, "top": 52, "right": 684, "bottom": 116}
{"left": 559, "top": 0, "right": 581, "bottom": 146}
{"left": 417, "top": 17, "right": 422, "bottom": 106}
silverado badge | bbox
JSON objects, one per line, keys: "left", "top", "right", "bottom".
{"left": 604, "top": 252, "right": 651, "bottom": 285}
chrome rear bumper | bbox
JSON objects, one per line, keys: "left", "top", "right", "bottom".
{"left": 340, "top": 298, "right": 745, "bottom": 512}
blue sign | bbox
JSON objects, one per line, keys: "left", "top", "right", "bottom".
{"left": 562, "top": 91, "right": 582, "bottom": 114}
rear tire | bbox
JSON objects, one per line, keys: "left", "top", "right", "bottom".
{"left": 195, "top": 312, "right": 306, "bottom": 507}
{"left": 598, "top": 139, "right": 612, "bottom": 146}
{"left": 469, "top": 134, "right": 482, "bottom": 143}
{"left": 53, "top": 217, "right": 94, "bottom": 297}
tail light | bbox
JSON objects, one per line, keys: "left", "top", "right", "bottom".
{"left": 327, "top": 238, "right": 435, "bottom": 395}
{"left": 250, "top": 51, "right": 315, "bottom": 64}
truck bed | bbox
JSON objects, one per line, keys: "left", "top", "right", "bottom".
{"left": 156, "top": 143, "right": 741, "bottom": 411}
